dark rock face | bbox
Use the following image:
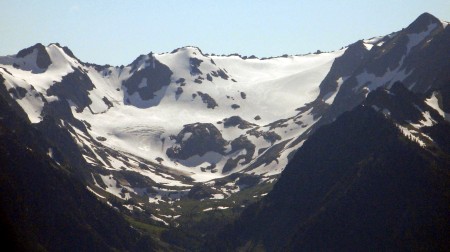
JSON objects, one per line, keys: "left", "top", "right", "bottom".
{"left": 128, "top": 54, "right": 148, "bottom": 73}
{"left": 123, "top": 58, "right": 172, "bottom": 102}
{"left": 16, "top": 43, "right": 52, "bottom": 70}
{"left": 364, "top": 82, "right": 443, "bottom": 124}
{"left": 368, "top": 35, "right": 409, "bottom": 77}
{"left": 236, "top": 174, "right": 260, "bottom": 188}
{"left": 8, "top": 86, "right": 27, "bottom": 99}
{"left": 222, "top": 135, "right": 255, "bottom": 173}
{"left": 46, "top": 68, "right": 95, "bottom": 112}
{"left": 175, "top": 87, "right": 183, "bottom": 97}
{"left": 166, "top": 123, "right": 228, "bottom": 160}
{"left": 194, "top": 77, "right": 203, "bottom": 84}
{"left": 406, "top": 12, "right": 441, "bottom": 34}
{"left": 422, "top": 122, "right": 450, "bottom": 154}
{"left": 0, "top": 87, "right": 156, "bottom": 251}
{"left": 96, "top": 136, "right": 107, "bottom": 141}
{"left": 175, "top": 78, "right": 186, "bottom": 85}
{"left": 401, "top": 21, "right": 450, "bottom": 94}
{"left": 264, "top": 118, "right": 289, "bottom": 130}
{"left": 102, "top": 96, "right": 114, "bottom": 109}
{"left": 294, "top": 40, "right": 370, "bottom": 125}
{"left": 223, "top": 116, "right": 255, "bottom": 129}
{"left": 60, "top": 45, "right": 83, "bottom": 64}
{"left": 213, "top": 106, "right": 450, "bottom": 251}
{"left": 210, "top": 69, "right": 229, "bottom": 80}
{"left": 247, "top": 129, "right": 281, "bottom": 144}
{"left": 245, "top": 139, "right": 290, "bottom": 170}
{"left": 39, "top": 102, "right": 91, "bottom": 170}
{"left": 197, "top": 92, "right": 218, "bottom": 109}
{"left": 314, "top": 13, "right": 449, "bottom": 134}
{"left": 231, "top": 104, "right": 240, "bottom": 109}
{"left": 186, "top": 184, "right": 217, "bottom": 200}
{"left": 189, "top": 57, "right": 203, "bottom": 76}
{"left": 317, "top": 40, "right": 369, "bottom": 102}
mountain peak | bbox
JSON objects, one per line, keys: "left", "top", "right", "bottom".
{"left": 17, "top": 43, "right": 46, "bottom": 58}
{"left": 170, "top": 46, "right": 205, "bottom": 56}
{"left": 407, "top": 12, "right": 441, "bottom": 33}
{"left": 48, "top": 43, "right": 83, "bottom": 64}
{"left": 16, "top": 43, "right": 52, "bottom": 70}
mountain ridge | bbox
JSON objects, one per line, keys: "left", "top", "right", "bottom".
{"left": 0, "top": 12, "right": 448, "bottom": 231}
{"left": 210, "top": 90, "right": 450, "bottom": 251}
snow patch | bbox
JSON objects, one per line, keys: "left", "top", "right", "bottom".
{"left": 426, "top": 92, "right": 449, "bottom": 121}
{"left": 138, "top": 78, "right": 148, "bottom": 88}
{"left": 406, "top": 23, "right": 438, "bottom": 54}
{"left": 363, "top": 36, "right": 385, "bottom": 50}
{"left": 354, "top": 57, "right": 411, "bottom": 92}
{"left": 123, "top": 204, "right": 134, "bottom": 211}
{"left": 86, "top": 186, "right": 106, "bottom": 199}
{"left": 397, "top": 124, "right": 426, "bottom": 147}
{"left": 150, "top": 215, "right": 169, "bottom": 226}
{"left": 210, "top": 194, "right": 225, "bottom": 199}
{"left": 411, "top": 111, "right": 436, "bottom": 128}
{"left": 99, "top": 174, "right": 131, "bottom": 199}
{"left": 324, "top": 76, "right": 347, "bottom": 104}
{"left": 181, "top": 132, "right": 192, "bottom": 142}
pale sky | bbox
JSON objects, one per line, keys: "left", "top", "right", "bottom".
{"left": 1, "top": 0, "right": 449, "bottom": 66}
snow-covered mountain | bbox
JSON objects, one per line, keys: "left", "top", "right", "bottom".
{"left": 0, "top": 42, "right": 343, "bottom": 185}
{"left": 1, "top": 13, "right": 449, "bottom": 222}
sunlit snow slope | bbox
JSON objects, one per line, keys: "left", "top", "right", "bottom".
{"left": 0, "top": 44, "right": 344, "bottom": 184}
